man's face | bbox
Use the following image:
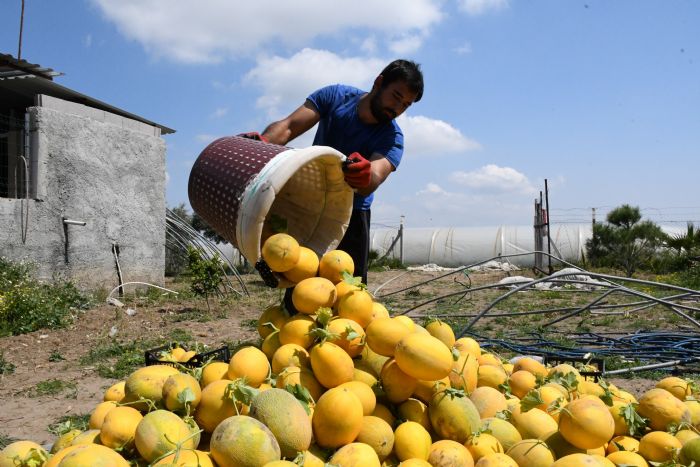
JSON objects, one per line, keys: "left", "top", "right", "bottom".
{"left": 369, "top": 80, "right": 418, "bottom": 124}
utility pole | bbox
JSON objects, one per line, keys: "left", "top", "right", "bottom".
{"left": 544, "top": 179, "right": 552, "bottom": 274}
{"left": 18, "top": 0, "right": 26, "bottom": 60}
{"left": 399, "top": 215, "right": 405, "bottom": 265}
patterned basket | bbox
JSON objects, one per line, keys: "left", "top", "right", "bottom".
{"left": 188, "top": 136, "right": 354, "bottom": 266}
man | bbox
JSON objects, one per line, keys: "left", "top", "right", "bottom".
{"left": 249, "top": 59, "right": 424, "bottom": 285}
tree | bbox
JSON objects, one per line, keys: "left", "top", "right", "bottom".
{"left": 191, "top": 212, "right": 226, "bottom": 244}
{"left": 586, "top": 204, "right": 666, "bottom": 277}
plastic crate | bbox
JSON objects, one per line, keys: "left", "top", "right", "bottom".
{"left": 144, "top": 343, "right": 230, "bottom": 369}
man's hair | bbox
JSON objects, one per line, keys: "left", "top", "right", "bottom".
{"left": 379, "top": 59, "right": 424, "bottom": 102}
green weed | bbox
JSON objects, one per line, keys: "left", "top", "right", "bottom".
{"left": 0, "top": 351, "right": 15, "bottom": 374}
{"left": 30, "top": 379, "right": 78, "bottom": 398}
{"left": 48, "top": 414, "right": 90, "bottom": 436}
{"left": 0, "top": 257, "right": 91, "bottom": 336}
{"left": 0, "top": 433, "right": 17, "bottom": 450}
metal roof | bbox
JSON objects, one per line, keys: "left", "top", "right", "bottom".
{"left": 0, "top": 53, "right": 175, "bottom": 134}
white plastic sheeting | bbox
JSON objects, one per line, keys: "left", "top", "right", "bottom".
{"left": 370, "top": 224, "right": 594, "bottom": 268}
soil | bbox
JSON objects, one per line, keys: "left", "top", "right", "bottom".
{"left": 0, "top": 266, "right": 685, "bottom": 447}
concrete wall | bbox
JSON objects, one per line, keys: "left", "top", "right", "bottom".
{"left": 0, "top": 96, "right": 166, "bottom": 289}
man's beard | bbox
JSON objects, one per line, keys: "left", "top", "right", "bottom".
{"left": 369, "top": 91, "right": 395, "bottom": 124}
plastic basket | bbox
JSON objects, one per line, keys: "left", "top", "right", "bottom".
{"left": 188, "top": 136, "right": 354, "bottom": 266}
{"left": 144, "top": 343, "right": 231, "bottom": 369}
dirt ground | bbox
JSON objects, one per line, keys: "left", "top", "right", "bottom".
{"left": 0, "top": 266, "right": 678, "bottom": 447}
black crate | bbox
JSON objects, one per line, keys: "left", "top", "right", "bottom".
{"left": 145, "top": 343, "right": 230, "bottom": 369}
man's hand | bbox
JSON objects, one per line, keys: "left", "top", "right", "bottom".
{"left": 343, "top": 152, "right": 372, "bottom": 188}
{"left": 237, "top": 132, "right": 269, "bottom": 143}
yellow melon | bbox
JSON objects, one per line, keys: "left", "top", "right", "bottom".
{"left": 103, "top": 381, "right": 125, "bottom": 403}
{"left": 153, "top": 450, "right": 215, "bottom": 466}
{"left": 279, "top": 314, "right": 316, "bottom": 348}
{"left": 372, "top": 403, "right": 396, "bottom": 427}
{"left": 50, "top": 443, "right": 129, "bottom": 466}
{"left": 394, "top": 421, "right": 432, "bottom": 461}
{"left": 381, "top": 358, "right": 418, "bottom": 404}
{"left": 637, "top": 430, "right": 682, "bottom": 463}
{"left": 428, "top": 439, "right": 474, "bottom": 467}
{"left": 276, "top": 365, "right": 324, "bottom": 402}
{"left": 511, "top": 407, "right": 558, "bottom": 441}
{"left": 394, "top": 333, "right": 453, "bottom": 381}
{"left": 477, "top": 364, "right": 508, "bottom": 390}
{"left": 162, "top": 373, "right": 202, "bottom": 413}
{"left": 559, "top": 397, "right": 615, "bottom": 449}
{"left": 271, "top": 343, "right": 311, "bottom": 374}
{"left": 292, "top": 277, "right": 337, "bottom": 314}
{"left": 606, "top": 435, "right": 640, "bottom": 454}
{"left": 506, "top": 439, "right": 555, "bottom": 467}
{"left": 356, "top": 416, "right": 395, "bottom": 460}
{"left": 429, "top": 388, "right": 481, "bottom": 443}
{"left": 257, "top": 303, "right": 289, "bottom": 338}
{"left": 398, "top": 398, "right": 432, "bottom": 432}
{"left": 450, "top": 352, "right": 479, "bottom": 393}
{"left": 249, "top": 388, "right": 312, "bottom": 458}
{"left": 424, "top": 319, "right": 456, "bottom": 348}
{"left": 228, "top": 346, "right": 269, "bottom": 388}
{"left": 473, "top": 453, "right": 518, "bottom": 466}
{"left": 454, "top": 337, "right": 482, "bottom": 358}
{"left": 329, "top": 442, "right": 380, "bottom": 467}
{"left": 283, "top": 246, "right": 319, "bottom": 283}
{"left": 655, "top": 376, "right": 692, "bottom": 401}
{"left": 338, "top": 289, "right": 375, "bottom": 328}
{"left": 466, "top": 433, "right": 504, "bottom": 462}
{"left": 365, "top": 317, "right": 412, "bottom": 357}
{"left": 606, "top": 450, "right": 649, "bottom": 466}
{"left": 637, "top": 387, "right": 691, "bottom": 431}
{"left": 312, "top": 386, "right": 364, "bottom": 448}
{"left": 337, "top": 380, "right": 376, "bottom": 415}
{"left": 412, "top": 377, "right": 450, "bottom": 405}
{"left": 469, "top": 386, "right": 509, "bottom": 419}
{"left": 508, "top": 370, "right": 537, "bottom": 400}
{"left": 88, "top": 400, "right": 118, "bottom": 430}
{"left": 99, "top": 406, "right": 143, "bottom": 452}
{"left": 122, "top": 364, "right": 180, "bottom": 411}
{"left": 327, "top": 317, "right": 366, "bottom": 357}
{"left": 68, "top": 429, "right": 101, "bottom": 446}
{"left": 318, "top": 249, "right": 354, "bottom": 284}
{"left": 200, "top": 361, "right": 230, "bottom": 388}
{"left": 310, "top": 341, "right": 354, "bottom": 388}
{"left": 44, "top": 445, "right": 82, "bottom": 467}
{"left": 134, "top": 409, "right": 197, "bottom": 463}
{"left": 512, "top": 357, "right": 548, "bottom": 378}
{"left": 194, "top": 379, "right": 242, "bottom": 433}
{"left": 210, "top": 415, "right": 281, "bottom": 466}
{"left": 480, "top": 418, "right": 522, "bottom": 452}
{"left": 50, "top": 430, "right": 82, "bottom": 454}
{"left": 372, "top": 301, "right": 391, "bottom": 320}
{"left": 0, "top": 441, "right": 48, "bottom": 467}
{"left": 552, "top": 453, "right": 607, "bottom": 466}
{"left": 262, "top": 233, "right": 300, "bottom": 272}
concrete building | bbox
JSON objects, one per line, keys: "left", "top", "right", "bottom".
{"left": 0, "top": 53, "right": 174, "bottom": 289}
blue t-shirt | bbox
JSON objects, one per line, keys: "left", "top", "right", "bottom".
{"left": 307, "top": 84, "right": 404, "bottom": 211}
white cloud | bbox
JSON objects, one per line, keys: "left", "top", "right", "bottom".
{"left": 397, "top": 115, "right": 481, "bottom": 156}
{"left": 450, "top": 164, "right": 537, "bottom": 194}
{"left": 457, "top": 0, "right": 509, "bottom": 16}
{"left": 389, "top": 33, "right": 426, "bottom": 56}
{"left": 196, "top": 134, "right": 218, "bottom": 143}
{"left": 91, "top": 0, "right": 443, "bottom": 63}
{"left": 454, "top": 42, "right": 472, "bottom": 55}
{"left": 243, "top": 49, "right": 386, "bottom": 119}
{"left": 210, "top": 107, "right": 228, "bottom": 119}
{"left": 84, "top": 34, "right": 93, "bottom": 48}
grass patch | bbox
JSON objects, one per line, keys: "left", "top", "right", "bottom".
{"left": 30, "top": 379, "right": 78, "bottom": 398}
{"left": 0, "top": 351, "right": 15, "bottom": 374}
{"left": 0, "top": 257, "right": 92, "bottom": 336}
{"left": 80, "top": 328, "right": 194, "bottom": 379}
{"left": 0, "top": 433, "right": 17, "bottom": 450}
{"left": 48, "top": 414, "right": 90, "bottom": 436}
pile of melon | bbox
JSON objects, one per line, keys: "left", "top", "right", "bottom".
{"left": 2, "top": 237, "right": 700, "bottom": 466}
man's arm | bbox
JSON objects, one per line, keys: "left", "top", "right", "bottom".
{"left": 262, "top": 100, "right": 320, "bottom": 146}
{"left": 353, "top": 155, "right": 395, "bottom": 197}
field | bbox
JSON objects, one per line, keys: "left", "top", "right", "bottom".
{"left": 1, "top": 265, "right": 697, "bottom": 448}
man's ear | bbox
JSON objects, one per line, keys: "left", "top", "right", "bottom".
{"left": 372, "top": 75, "right": 384, "bottom": 91}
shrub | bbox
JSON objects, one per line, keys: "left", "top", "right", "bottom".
{"left": 0, "top": 257, "right": 90, "bottom": 336}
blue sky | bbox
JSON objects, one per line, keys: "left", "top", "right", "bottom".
{"left": 2, "top": 0, "right": 699, "bottom": 229}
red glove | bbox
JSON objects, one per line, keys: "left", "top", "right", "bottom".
{"left": 237, "top": 132, "right": 269, "bottom": 143}
{"left": 343, "top": 152, "right": 372, "bottom": 188}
